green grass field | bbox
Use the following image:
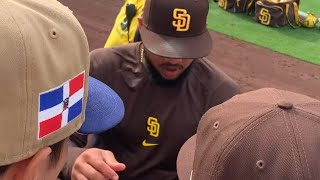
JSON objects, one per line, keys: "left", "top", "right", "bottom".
{"left": 207, "top": 1, "right": 320, "bottom": 65}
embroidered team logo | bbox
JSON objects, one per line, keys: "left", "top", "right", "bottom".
{"left": 38, "top": 72, "right": 85, "bottom": 139}
{"left": 259, "top": 8, "right": 271, "bottom": 25}
{"left": 142, "top": 117, "right": 160, "bottom": 147}
{"left": 147, "top": 117, "right": 160, "bottom": 137}
{"left": 172, "top": 8, "right": 191, "bottom": 32}
{"left": 236, "top": 0, "right": 241, "bottom": 7}
{"left": 218, "top": 0, "right": 227, "bottom": 10}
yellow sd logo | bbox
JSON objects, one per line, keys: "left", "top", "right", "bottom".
{"left": 172, "top": 8, "right": 191, "bottom": 32}
{"left": 147, "top": 117, "right": 160, "bottom": 137}
{"left": 259, "top": 8, "right": 271, "bottom": 25}
{"left": 218, "top": 0, "right": 227, "bottom": 10}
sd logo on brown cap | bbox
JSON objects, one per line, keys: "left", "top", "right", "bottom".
{"left": 140, "top": 0, "right": 212, "bottom": 59}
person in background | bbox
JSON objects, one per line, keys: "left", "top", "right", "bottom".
{"left": 104, "top": 0, "right": 145, "bottom": 48}
{"left": 65, "top": 0, "right": 240, "bottom": 179}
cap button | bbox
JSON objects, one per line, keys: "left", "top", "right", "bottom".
{"left": 277, "top": 101, "right": 293, "bottom": 109}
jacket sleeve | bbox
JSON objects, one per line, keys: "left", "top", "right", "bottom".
{"left": 89, "top": 47, "right": 125, "bottom": 88}
{"left": 197, "top": 58, "right": 240, "bottom": 110}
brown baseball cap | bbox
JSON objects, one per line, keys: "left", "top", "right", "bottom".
{"left": 177, "top": 88, "right": 320, "bottom": 180}
{"left": 140, "top": 0, "right": 212, "bottom": 59}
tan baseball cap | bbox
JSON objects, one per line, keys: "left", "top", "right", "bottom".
{"left": 177, "top": 88, "right": 320, "bottom": 180}
{"left": 140, "top": 0, "right": 212, "bottom": 59}
{"left": 0, "top": 0, "right": 90, "bottom": 166}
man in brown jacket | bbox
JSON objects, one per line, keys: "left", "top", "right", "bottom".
{"left": 65, "top": 0, "right": 240, "bottom": 179}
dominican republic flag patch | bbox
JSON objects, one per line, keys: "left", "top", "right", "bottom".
{"left": 38, "top": 72, "right": 85, "bottom": 139}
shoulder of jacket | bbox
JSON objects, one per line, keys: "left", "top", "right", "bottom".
{"left": 190, "top": 58, "right": 237, "bottom": 91}
{"left": 91, "top": 43, "right": 140, "bottom": 64}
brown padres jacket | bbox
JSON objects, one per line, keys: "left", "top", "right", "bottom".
{"left": 64, "top": 42, "right": 239, "bottom": 180}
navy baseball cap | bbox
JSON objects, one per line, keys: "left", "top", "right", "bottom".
{"left": 78, "top": 77, "right": 125, "bottom": 134}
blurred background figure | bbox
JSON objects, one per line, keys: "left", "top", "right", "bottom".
{"left": 104, "top": 0, "right": 145, "bottom": 47}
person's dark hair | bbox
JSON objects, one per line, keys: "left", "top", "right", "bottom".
{"left": 48, "top": 139, "right": 66, "bottom": 167}
{"left": 0, "top": 139, "right": 66, "bottom": 176}
{"left": 0, "top": 165, "right": 9, "bottom": 176}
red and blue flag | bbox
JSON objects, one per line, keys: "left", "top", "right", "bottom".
{"left": 38, "top": 72, "right": 85, "bottom": 139}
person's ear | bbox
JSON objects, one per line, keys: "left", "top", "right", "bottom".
{"left": 23, "top": 147, "right": 52, "bottom": 179}
{"left": 0, "top": 147, "right": 52, "bottom": 180}
{"left": 0, "top": 159, "right": 29, "bottom": 180}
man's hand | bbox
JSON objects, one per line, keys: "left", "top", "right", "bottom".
{"left": 71, "top": 148, "right": 126, "bottom": 180}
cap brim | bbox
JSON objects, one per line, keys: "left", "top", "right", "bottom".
{"left": 78, "top": 77, "right": 125, "bottom": 134}
{"left": 140, "top": 26, "right": 212, "bottom": 59}
{"left": 177, "top": 134, "right": 196, "bottom": 180}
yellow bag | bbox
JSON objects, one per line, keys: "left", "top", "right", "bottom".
{"left": 104, "top": 0, "right": 145, "bottom": 48}
{"left": 298, "top": 11, "right": 319, "bottom": 28}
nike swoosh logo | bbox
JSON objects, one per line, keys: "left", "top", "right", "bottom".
{"left": 142, "top": 140, "right": 158, "bottom": 147}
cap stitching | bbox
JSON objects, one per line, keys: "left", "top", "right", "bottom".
{"left": 212, "top": 106, "right": 278, "bottom": 177}
{"left": 295, "top": 102, "right": 320, "bottom": 107}
{"left": 281, "top": 109, "right": 300, "bottom": 179}
{"left": 295, "top": 108, "right": 320, "bottom": 120}
{"left": 0, "top": 0, "right": 32, "bottom": 166}
{"left": 278, "top": 90, "right": 300, "bottom": 179}
{"left": 292, "top": 111, "right": 311, "bottom": 179}
{"left": 6, "top": 4, "right": 30, "bottom": 157}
